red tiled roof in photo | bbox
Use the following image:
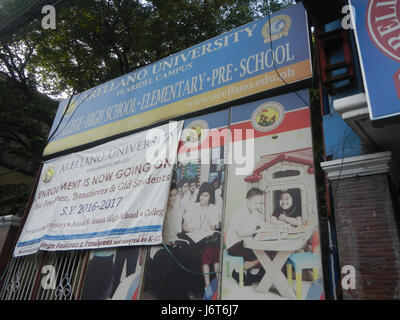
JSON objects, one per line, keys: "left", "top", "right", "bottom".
{"left": 245, "top": 148, "right": 314, "bottom": 182}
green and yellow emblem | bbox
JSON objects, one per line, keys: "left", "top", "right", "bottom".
{"left": 182, "top": 120, "right": 209, "bottom": 148}
{"left": 42, "top": 167, "right": 55, "bottom": 183}
{"left": 262, "top": 15, "right": 292, "bottom": 43}
{"left": 251, "top": 102, "right": 285, "bottom": 132}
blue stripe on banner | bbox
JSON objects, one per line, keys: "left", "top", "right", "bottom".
{"left": 17, "top": 224, "right": 162, "bottom": 247}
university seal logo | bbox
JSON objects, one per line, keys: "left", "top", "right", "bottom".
{"left": 251, "top": 102, "right": 285, "bottom": 132}
{"left": 367, "top": 0, "right": 400, "bottom": 62}
{"left": 262, "top": 15, "right": 292, "bottom": 43}
{"left": 42, "top": 167, "right": 55, "bottom": 183}
{"left": 182, "top": 120, "right": 209, "bottom": 148}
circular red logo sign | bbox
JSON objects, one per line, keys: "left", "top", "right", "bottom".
{"left": 367, "top": 0, "right": 400, "bottom": 62}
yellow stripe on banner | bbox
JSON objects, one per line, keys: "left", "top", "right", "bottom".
{"left": 43, "top": 59, "right": 311, "bottom": 156}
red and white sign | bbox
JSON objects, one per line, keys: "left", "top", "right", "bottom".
{"left": 367, "top": 0, "right": 400, "bottom": 62}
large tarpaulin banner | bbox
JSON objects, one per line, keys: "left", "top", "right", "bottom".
{"left": 221, "top": 90, "right": 325, "bottom": 300}
{"left": 142, "top": 109, "right": 229, "bottom": 300}
{"left": 44, "top": 2, "right": 311, "bottom": 156}
{"left": 80, "top": 247, "right": 145, "bottom": 300}
{"left": 14, "top": 121, "right": 183, "bottom": 257}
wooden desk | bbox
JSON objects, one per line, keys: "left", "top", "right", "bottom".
{"left": 243, "top": 236, "right": 309, "bottom": 299}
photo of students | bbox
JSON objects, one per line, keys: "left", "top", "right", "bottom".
{"left": 162, "top": 183, "right": 185, "bottom": 245}
{"left": 80, "top": 249, "right": 116, "bottom": 300}
{"left": 182, "top": 182, "right": 220, "bottom": 290}
{"left": 187, "top": 179, "right": 199, "bottom": 204}
{"left": 111, "top": 247, "right": 140, "bottom": 297}
{"left": 221, "top": 93, "right": 324, "bottom": 300}
{"left": 225, "top": 188, "right": 267, "bottom": 286}
{"left": 143, "top": 169, "right": 225, "bottom": 299}
{"left": 177, "top": 177, "right": 190, "bottom": 215}
{"left": 215, "top": 181, "right": 224, "bottom": 220}
{"left": 142, "top": 110, "right": 229, "bottom": 300}
{"left": 80, "top": 247, "right": 143, "bottom": 300}
{"left": 211, "top": 177, "right": 221, "bottom": 190}
{"left": 271, "top": 189, "right": 302, "bottom": 228}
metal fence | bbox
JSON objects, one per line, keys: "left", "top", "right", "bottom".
{"left": 34, "top": 250, "right": 88, "bottom": 300}
{"left": 0, "top": 252, "right": 43, "bottom": 300}
{"left": 0, "top": 250, "right": 88, "bottom": 300}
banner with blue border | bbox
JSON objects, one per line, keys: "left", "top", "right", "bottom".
{"left": 44, "top": 2, "right": 311, "bottom": 156}
{"left": 14, "top": 121, "right": 183, "bottom": 257}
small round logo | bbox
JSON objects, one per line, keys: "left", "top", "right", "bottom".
{"left": 251, "top": 102, "right": 285, "bottom": 132}
{"left": 42, "top": 167, "right": 55, "bottom": 183}
{"left": 181, "top": 120, "right": 209, "bottom": 148}
{"left": 367, "top": 0, "right": 400, "bottom": 62}
{"left": 262, "top": 15, "right": 292, "bottom": 43}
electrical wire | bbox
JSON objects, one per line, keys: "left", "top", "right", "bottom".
{"left": 46, "top": 0, "right": 130, "bottom": 144}
{"left": 161, "top": 242, "right": 220, "bottom": 276}
{"left": 0, "top": 0, "right": 40, "bottom": 27}
{"left": 0, "top": 1, "right": 130, "bottom": 176}
{"left": 1, "top": 2, "right": 313, "bottom": 180}
{"left": 45, "top": 90, "right": 78, "bottom": 143}
{"left": 1, "top": 3, "right": 316, "bottom": 179}
{"left": 49, "top": 1, "right": 309, "bottom": 145}
{"left": 2, "top": 2, "right": 321, "bottom": 284}
{"left": 265, "top": 0, "right": 310, "bottom": 108}
{"left": 306, "top": 12, "right": 360, "bottom": 203}
{"left": 332, "top": 128, "right": 354, "bottom": 199}
{"left": 0, "top": 0, "right": 66, "bottom": 38}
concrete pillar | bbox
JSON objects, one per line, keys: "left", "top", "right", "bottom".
{"left": 0, "top": 215, "right": 21, "bottom": 276}
{"left": 321, "top": 152, "right": 400, "bottom": 299}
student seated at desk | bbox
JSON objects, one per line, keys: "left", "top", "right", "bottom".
{"left": 225, "top": 187, "right": 270, "bottom": 286}
{"left": 271, "top": 190, "right": 302, "bottom": 228}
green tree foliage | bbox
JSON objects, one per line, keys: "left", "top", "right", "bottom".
{"left": 26, "top": 0, "right": 293, "bottom": 94}
{"left": 0, "top": 18, "right": 58, "bottom": 216}
{"left": 0, "top": 67, "right": 57, "bottom": 216}
{"left": 32, "top": 0, "right": 268, "bottom": 94}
